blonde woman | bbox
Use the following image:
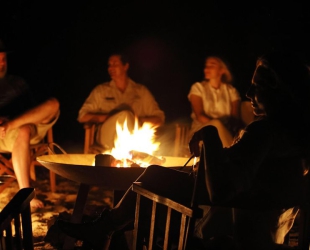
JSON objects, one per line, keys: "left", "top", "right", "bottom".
{"left": 188, "top": 56, "right": 243, "bottom": 147}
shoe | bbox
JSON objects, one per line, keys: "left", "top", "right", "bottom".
{"left": 57, "top": 209, "right": 115, "bottom": 250}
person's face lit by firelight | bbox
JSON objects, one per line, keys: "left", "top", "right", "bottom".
{"left": 107, "top": 55, "right": 129, "bottom": 81}
{"left": 246, "top": 63, "right": 276, "bottom": 117}
{"left": 203, "top": 57, "right": 224, "bottom": 81}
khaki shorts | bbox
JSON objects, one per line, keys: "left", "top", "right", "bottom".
{"left": 0, "top": 111, "right": 60, "bottom": 152}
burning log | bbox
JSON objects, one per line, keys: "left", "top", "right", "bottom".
{"left": 95, "top": 151, "right": 165, "bottom": 168}
{"left": 130, "top": 150, "right": 166, "bottom": 166}
{"left": 95, "top": 154, "right": 115, "bottom": 166}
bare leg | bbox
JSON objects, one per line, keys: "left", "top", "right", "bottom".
{"left": 189, "top": 119, "right": 233, "bottom": 148}
{"left": 202, "top": 119, "right": 233, "bottom": 148}
{"left": 0, "top": 97, "right": 60, "bottom": 208}
{"left": 3, "top": 97, "right": 60, "bottom": 134}
{"left": 11, "top": 125, "right": 43, "bottom": 208}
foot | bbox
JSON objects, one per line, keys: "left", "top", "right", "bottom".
{"left": 30, "top": 198, "right": 44, "bottom": 209}
{"left": 57, "top": 209, "right": 114, "bottom": 250}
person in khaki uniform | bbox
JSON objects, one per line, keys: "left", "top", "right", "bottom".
{"left": 77, "top": 53, "right": 165, "bottom": 152}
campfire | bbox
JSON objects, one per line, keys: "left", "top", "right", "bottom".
{"left": 98, "top": 117, "right": 165, "bottom": 168}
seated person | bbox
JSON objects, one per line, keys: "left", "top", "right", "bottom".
{"left": 58, "top": 50, "right": 310, "bottom": 250}
{"left": 0, "top": 39, "right": 60, "bottom": 208}
{"left": 77, "top": 52, "right": 165, "bottom": 152}
{"left": 188, "top": 55, "right": 244, "bottom": 147}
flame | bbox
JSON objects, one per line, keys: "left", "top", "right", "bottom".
{"left": 103, "top": 117, "right": 160, "bottom": 167}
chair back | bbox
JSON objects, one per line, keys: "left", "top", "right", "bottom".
{"left": 132, "top": 182, "right": 200, "bottom": 250}
{"left": 132, "top": 156, "right": 202, "bottom": 250}
{"left": 83, "top": 123, "right": 96, "bottom": 154}
{"left": 173, "top": 123, "right": 191, "bottom": 157}
{"left": 0, "top": 188, "right": 35, "bottom": 250}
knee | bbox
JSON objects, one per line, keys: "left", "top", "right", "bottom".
{"left": 16, "top": 125, "right": 32, "bottom": 140}
{"left": 115, "top": 110, "right": 134, "bottom": 120}
{"left": 207, "top": 119, "right": 223, "bottom": 128}
{"left": 113, "top": 110, "right": 135, "bottom": 127}
{"left": 47, "top": 97, "right": 60, "bottom": 112}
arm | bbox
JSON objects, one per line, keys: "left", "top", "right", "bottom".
{"left": 139, "top": 116, "right": 163, "bottom": 127}
{"left": 231, "top": 99, "right": 241, "bottom": 119}
{"left": 189, "top": 94, "right": 211, "bottom": 124}
{"left": 189, "top": 125, "right": 226, "bottom": 203}
{"left": 189, "top": 120, "right": 272, "bottom": 204}
{"left": 77, "top": 84, "right": 112, "bottom": 124}
{"left": 77, "top": 113, "right": 109, "bottom": 124}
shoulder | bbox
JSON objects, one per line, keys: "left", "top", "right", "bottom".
{"left": 91, "top": 81, "right": 111, "bottom": 91}
{"left": 244, "top": 118, "right": 271, "bottom": 134}
{"left": 221, "top": 83, "right": 240, "bottom": 99}
{"left": 129, "top": 79, "right": 151, "bottom": 92}
{"left": 221, "top": 83, "right": 238, "bottom": 91}
{"left": 189, "top": 81, "right": 205, "bottom": 96}
{"left": 192, "top": 81, "right": 204, "bottom": 87}
{"left": 190, "top": 81, "right": 205, "bottom": 90}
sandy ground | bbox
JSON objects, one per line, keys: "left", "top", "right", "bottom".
{"left": 0, "top": 168, "right": 114, "bottom": 250}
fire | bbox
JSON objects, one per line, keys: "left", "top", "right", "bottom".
{"left": 103, "top": 117, "right": 160, "bottom": 167}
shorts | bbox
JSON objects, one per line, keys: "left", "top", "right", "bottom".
{"left": 0, "top": 110, "right": 60, "bottom": 152}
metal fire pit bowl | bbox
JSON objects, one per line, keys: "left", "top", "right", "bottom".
{"left": 36, "top": 154, "right": 195, "bottom": 190}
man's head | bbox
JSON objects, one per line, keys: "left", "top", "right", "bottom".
{"left": 107, "top": 53, "right": 129, "bottom": 81}
{"left": 247, "top": 50, "right": 310, "bottom": 118}
{"left": 0, "top": 40, "right": 8, "bottom": 79}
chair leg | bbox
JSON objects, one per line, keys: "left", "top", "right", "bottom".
{"left": 30, "top": 162, "right": 36, "bottom": 181}
{"left": 21, "top": 205, "right": 34, "bottom": 250}
{"left": 50, "top": 171, "right": 56, "bottom": 193}
{"left": 0, "top": 155, "right": 17, "bottom": 193}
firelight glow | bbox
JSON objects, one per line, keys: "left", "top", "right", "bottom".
{"left": 105, "top": 117, "right": 160, "bottom": 167}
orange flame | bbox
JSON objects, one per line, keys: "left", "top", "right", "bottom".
{"left": 103, "top": 117, "right": 160, "bottom": 167}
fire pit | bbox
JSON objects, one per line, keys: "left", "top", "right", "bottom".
{"left": 37, "top": 154, "right": 195, "bottom": 249}
{"left": 36, "top": 154, "right": 194, "bottom": 189}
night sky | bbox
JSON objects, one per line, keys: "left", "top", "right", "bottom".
{"left": 1, "top": 1, "right": 310, "bottom": 152}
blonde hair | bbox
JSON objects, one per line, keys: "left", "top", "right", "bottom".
{"left": 206, "top": 56, "right": 233, "bottom": 84}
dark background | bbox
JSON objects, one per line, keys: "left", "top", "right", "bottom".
{"left": 1, "top": 1, "right": 310, "bottom": 153}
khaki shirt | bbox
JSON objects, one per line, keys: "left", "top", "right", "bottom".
{"left": 78, "top": 78, "right": 165, "bottom": 123}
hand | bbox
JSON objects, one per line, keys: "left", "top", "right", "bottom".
{"left": 227, "top": 116, "right": 245, "bottom": 135}
{"left": 189, "top": 125, "right": 219, "bottom": 157}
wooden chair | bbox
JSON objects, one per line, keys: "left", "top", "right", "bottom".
{"left": 173, "top": 123, "right": 191, "bottom": 157}
{"left": 132, "top": 154, "right": 202, "bottom": 250}
{"left": 132, "top": 181, "right": 202, "bottom": 250}
{"left": 0, "top": 187, "right": 35, "bottom": 250}
{"left": 0, "top": 128, "right": 57, "bottom": 193}
{"left": 83, "top": 123, "right": 99, "bottom": 154}
{"left": 172, "top": 101, "right": 254, "bottom": 159}
{"left": 131, "top": 146, "right": 310, "bottom": 250}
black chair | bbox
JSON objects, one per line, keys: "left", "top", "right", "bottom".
{"left": 0, "top": 188, "right": 35, "bottom": 250}
{"left": 131, "top": 154, "right": 203, "bottom": 250}
{"left": 132, "top": 181, "right": 204, "bottom": 250}
{"left": 131, "top": 146, "right": 310, "bottom": 250}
